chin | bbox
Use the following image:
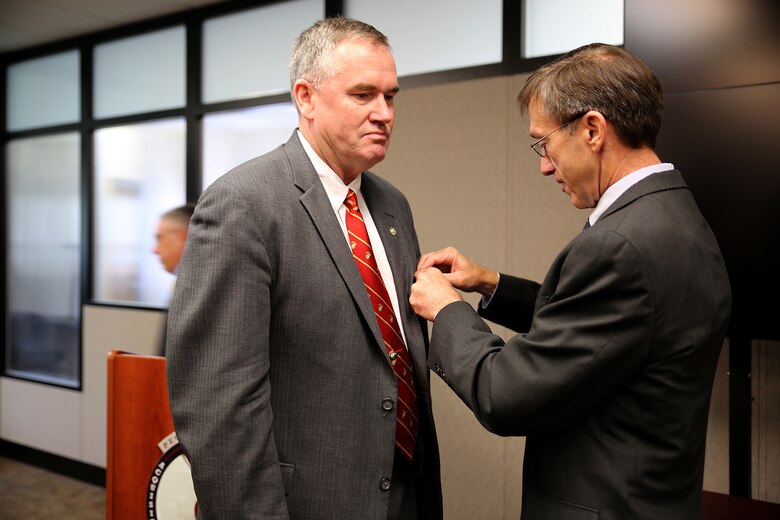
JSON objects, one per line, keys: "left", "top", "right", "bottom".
{"left": 363, "top": 150, "right": 388, "bottom": 167}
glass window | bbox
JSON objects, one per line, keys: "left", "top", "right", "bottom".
{"left": 6, "top": 51, "right": 80, "bottom": 132}
{"left": 202, "top": 102, "right": 299, "bottom": 189}
{"left": 344, "top": 0, "right": 502, "bottom": 76}
{"left": 93, "top": 119, "right": 186, "bottom": 306}
{"left": 6, "top": 133, "right": 81, "bottom": 387}
{"left": 202, "top": 0, "right": 323, "bottom": 104}
{"left": 94, "top": 26, "right": 186, "bottom": 119}
{"left": 523, "top": 0, "right": 624, "bottom": 58}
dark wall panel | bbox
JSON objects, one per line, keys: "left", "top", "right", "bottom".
{"left": 626, "top": 0, "right": 780, "bottom": 340}
{"left": 626, "top": 0, "right": 780, "bottom": 93}
{"left": 656, "top": 84, "right": 780, "bottom": 339}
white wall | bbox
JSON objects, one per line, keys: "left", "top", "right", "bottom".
{"left": 1, "top": 305, "right": 164, "bottom": 466}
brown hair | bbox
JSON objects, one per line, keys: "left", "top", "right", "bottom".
{"left": 518, "top": 43, "right": 664, "bottom": 148}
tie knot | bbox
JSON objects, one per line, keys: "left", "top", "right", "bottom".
{"left": 345, "top": 189, "right": 358, "bottom": 209}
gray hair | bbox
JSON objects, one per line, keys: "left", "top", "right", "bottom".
{"left": 162, "top": 203, "right": 195, "bottom": 228}
{"left": 289, "top": 17, "right": 390, "bottom": 90}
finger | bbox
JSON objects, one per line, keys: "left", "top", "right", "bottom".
{"left": 418, "top": 250, "right": 446, "bottom": 270}
{"left": 419, "top": 248, "right": 458, "bottom": 271}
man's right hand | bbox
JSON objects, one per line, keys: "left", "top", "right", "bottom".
{"left": 417, "top": 247, "right": 499, "bottom": 297}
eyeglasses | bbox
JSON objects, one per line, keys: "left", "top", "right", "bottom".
{"left": 530, "top": 113, "right": 585, "bottom": 158}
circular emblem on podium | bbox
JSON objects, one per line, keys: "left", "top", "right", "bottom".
{"left": 147, "top": 433, "right": 198, "bottom": 519}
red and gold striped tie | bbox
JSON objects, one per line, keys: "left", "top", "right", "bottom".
{"left": 344, "top": 189, "right": 418, "bottom": 460}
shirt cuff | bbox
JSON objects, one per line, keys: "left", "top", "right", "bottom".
{"left": 480, "top": 273, "right": 501, "bottom": 309}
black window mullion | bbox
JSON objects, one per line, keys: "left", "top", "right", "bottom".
{"left": 186, "top": 19, "right": 203, "bottom": 203}
{"left": 77, "top": 42, "right": 95, "bottom": 390}
{"left": 0, "top": 61, "right": 7, "bottom": 377}
{"left": 325, "top": 0, "right": 343, "bottom": 18}
{"left": 503, "top": 0, "right": 523, "bottom": 73}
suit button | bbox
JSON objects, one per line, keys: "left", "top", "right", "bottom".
{"left": 382, "top": 398, "right": 394, "bottom": 411}
{"left": 380, "top": 478, "right": 391, "bottom": 491}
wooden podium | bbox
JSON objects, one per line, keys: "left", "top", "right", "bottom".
{"left": 107, "top": 350, "right": 196, "bottom": 519}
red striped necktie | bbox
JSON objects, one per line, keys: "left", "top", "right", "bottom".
{"left": 344, "top": 189, "right": 418, "bottom": 461}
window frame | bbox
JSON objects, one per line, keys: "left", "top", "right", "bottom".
{"left": 0, "top": 0, "right": 623, "bottom": 388}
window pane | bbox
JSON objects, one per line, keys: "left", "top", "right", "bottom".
{"left": 94, "top": 27, "right": 185, "bottom": 118}
{"left": 344, "top": 0, "right": 502, "bottom": 76}
{"left": 94, "top": 119, "right": 185, "bottom": 306}
{"left": 6, "top": 133, "right": 81, "bottom": 386}
{"left": 523, "top": 0, "right": 624, "bottom": 58}
{"left": 202, "top": 103, "right": 298, "bottom": 189}
{"left": 6, "top": 51, "right": 80, "bottom": 132}
{"left": 202, "top": 0, "right": 323, "bottom": 103}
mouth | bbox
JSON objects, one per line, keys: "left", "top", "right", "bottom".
{"left": 365, "top": 131, "right": 388, "bottom": 139}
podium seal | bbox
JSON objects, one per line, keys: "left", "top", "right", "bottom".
{"left": 146, "top": 432, "right": 198, "bottom": 519}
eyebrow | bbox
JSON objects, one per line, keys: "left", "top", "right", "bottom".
{"left": 353, "top": 83, "right": 400, "bottom": 94}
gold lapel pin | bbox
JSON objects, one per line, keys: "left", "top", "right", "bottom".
{"left": 389, "top": 227, "right": 397, "bottom": 236}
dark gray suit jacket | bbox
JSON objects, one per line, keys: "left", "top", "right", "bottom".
{"left": 167, "top": 133, "right": 442, "bottom": 519}
{"left": 429, "top": 170, "right": 730, "bottom": 519}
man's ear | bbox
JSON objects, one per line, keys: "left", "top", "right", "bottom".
{"left": 293, "top": 80, "right": 315, "bottom": 120}
{"left": 582, "top": 111, "right": 608, "bottom": 152}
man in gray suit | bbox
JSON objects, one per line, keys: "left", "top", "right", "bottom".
{"left": 167, "top": 18, "right": 442, "bottom": 520}
{"left": 410, "top": 44, "right": 731, "bottom": 519}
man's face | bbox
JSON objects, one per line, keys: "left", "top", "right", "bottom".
{"left": 529, "top": 100, "right": 599, "bottom": 209}
{"left": 153, "top": 217, "right": 188, "bottom": 274}
{"left": 304, "top": 38, "right": 399, "bottom": 183}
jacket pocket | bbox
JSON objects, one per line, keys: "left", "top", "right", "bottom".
{"left": 279, "top": 462, "right": 295, "bottom": 497}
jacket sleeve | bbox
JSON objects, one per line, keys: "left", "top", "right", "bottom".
{"left": 477, "top": 274, "right": 541, "bottom": 333}
{"left": 429, "top": 230, "right": 654, "bottom": 437}
{"left": 166, "top": 178, "right": 289, "bottom": 519}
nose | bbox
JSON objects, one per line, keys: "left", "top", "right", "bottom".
{"left": 540, "top": 155, "right": 555, "bottom": 176}
{"left": 370, "top": 96, "right": 393, "bottom": 125}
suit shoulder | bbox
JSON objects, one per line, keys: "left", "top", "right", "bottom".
{"left": 216, "top": 144, "right": 290, "bottom": 184}
{"left": 362, "top": 171, "right": 409, "bottom": 202}
{"left": 203, "top": 144, "right": 299, "bottom": 205}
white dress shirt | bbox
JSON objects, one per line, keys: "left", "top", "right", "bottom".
{"left": 587, "top": 163, "right": 674, "bottom": 225}
{"left": 298, "top": 130, "right": 408, "bottom": 343}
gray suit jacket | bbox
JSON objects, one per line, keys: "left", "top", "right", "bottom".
{"left": 167, "top": 133, "right": 442, "bottom": 519}
{"left": 429, "top": 170, "right": 730, "bottom": 520}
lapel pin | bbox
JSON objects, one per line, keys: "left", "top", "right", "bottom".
{"left": 389, "top": 227, "right": 397, "bottom": 236}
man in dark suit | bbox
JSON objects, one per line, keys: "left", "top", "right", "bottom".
{"left": 166, "top": 18, "right": 441, "bottom": 520}
{"left": 410, "top": 43, "right": 731, "bottom": 519}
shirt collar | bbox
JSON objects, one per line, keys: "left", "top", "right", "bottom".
{"left": 298, "top": 129, "right": 361, "bottom": 210}
{"left": 588, "top": 163, "right": 674, "bottom": 225}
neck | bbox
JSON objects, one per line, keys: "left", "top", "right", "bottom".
{"left": 298, "top": 123, "right": 360, "bottom": 185}
{"left": 600, "top": 146, "right": 660, "bottom": 194}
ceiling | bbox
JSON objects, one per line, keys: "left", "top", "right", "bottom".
{"left": 0, "top": 0, "right": 233, "bottom": 54}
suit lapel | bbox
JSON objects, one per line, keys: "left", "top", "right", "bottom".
{"left": 363, "top": 175, "right": 430, "bottom": 390}
{"left": 361, "top": 175, "right": 402, "bottom": 300}
{"left": 286, "top": 133, "right": 386, "bottom": 350}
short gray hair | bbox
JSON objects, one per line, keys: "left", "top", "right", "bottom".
{"left": 289, "top": 17, "right": 390, "bottom": 90}
{"left": 162, "top": 204, "right": 195, "bottom": 228}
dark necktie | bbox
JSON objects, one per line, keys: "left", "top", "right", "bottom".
{"left": 583, "top": 219, "right": 591, "bottom": 230}
{"left": 344, "top": 189, "right": 418, "bottom": 460}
